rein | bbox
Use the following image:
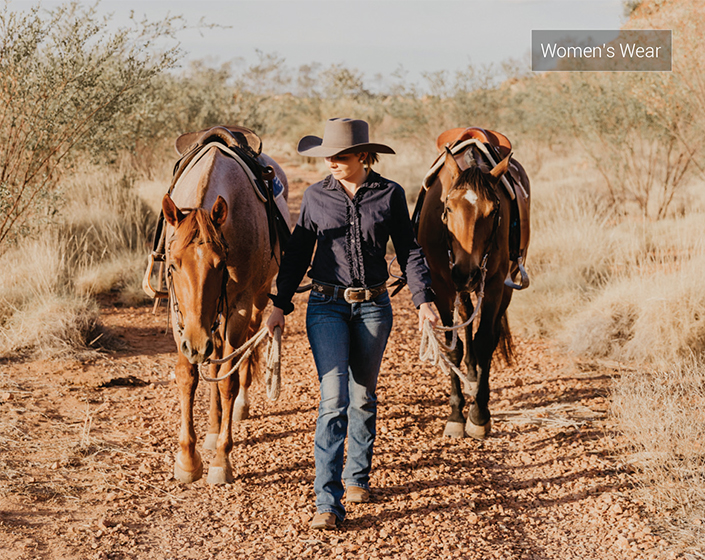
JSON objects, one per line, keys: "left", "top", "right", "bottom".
{"left": 198, "top": 326, "right": 282, "bottom": 401}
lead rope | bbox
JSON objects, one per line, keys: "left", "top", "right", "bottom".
{"left": 198, "top": 326, "right": 282, "bottom": 401}
{"left": 418, "top": 255, "right": 488, "bottom": 396}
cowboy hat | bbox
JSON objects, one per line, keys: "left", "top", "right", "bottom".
{"left": 297, "top": 118, "right": 395, "bottom": 157}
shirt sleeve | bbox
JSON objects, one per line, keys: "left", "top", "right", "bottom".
{"left": 389, "top": 184, "right": 436, "bottom": 308}
{"left": 268, "top": 190, "right": 317, "bottom": 315}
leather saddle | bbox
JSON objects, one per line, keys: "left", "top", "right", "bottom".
{"left": 436, "top": 127, "right": 512, "bottom": 159}
{"left": 175, "top": 125, "right": 262, "bottom": 157}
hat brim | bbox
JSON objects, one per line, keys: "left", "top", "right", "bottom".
{"left": 297, "top": 135, "right": 395, "bottom": 157}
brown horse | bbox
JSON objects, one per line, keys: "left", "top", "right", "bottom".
{"left": 162, "top": 142, "right": 289, "bottom": 484}
{"left": 417, "top": 141, "right": 530, "bottom": 439}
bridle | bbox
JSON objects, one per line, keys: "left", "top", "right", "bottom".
{"left": 166, "top": 233, "right": 230, "bottom": 340}
{"left": 440, "top": 173, "right": 502, "bottom": 295}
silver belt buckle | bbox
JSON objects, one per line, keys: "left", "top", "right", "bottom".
{"left": 343, "top": 287, "right": 366, "bottom": 303}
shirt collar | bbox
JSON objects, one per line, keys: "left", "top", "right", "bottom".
{"left": 323, "top": 170, "right": 384, "bottom": 191}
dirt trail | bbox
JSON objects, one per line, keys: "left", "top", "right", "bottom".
{"left": 0, "top": 157, "right": 671, "bottom": 560}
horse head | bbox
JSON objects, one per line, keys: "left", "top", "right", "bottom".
{"left": 440, "top": 147, "right": 510, "bottom": 292}
{"left": 163, "top": 194, "right": 229, "bottom": 364}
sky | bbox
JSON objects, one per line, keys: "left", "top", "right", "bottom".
{"left": 10, "top": 0, "right": 628, "bottom": 88}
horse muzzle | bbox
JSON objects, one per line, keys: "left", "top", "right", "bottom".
{"left": 180, "top": 336, "right": 215, "bottom": 364}
{"left": 450, "top": 264, "right": 481, "bottom": 293}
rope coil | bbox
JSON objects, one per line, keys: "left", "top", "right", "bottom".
{"left": 419, "top": 319, "right": 477, "bottom": 398}
{"left": 199, "top": 326, "right": 282, "bottom": 401}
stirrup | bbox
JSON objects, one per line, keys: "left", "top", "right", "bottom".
{"left": 504, "top": 256, "right": 530, "bottom": 290}
{"left": 142, "top": 252, "right": 168, "bottom": 299}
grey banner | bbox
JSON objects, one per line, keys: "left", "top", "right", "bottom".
{"left": 532, "top": 30, "right": 672, "bottom": 72}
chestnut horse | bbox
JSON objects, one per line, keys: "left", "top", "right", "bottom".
{"left": 162, "top": 143, "right": 289, "bottom": 484}
{"left": 417, "top": 142, "right": 530, "bottom": 439}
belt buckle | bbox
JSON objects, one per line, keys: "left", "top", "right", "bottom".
{"left": 343, "top": 287, "right": 367, "bottom": 303}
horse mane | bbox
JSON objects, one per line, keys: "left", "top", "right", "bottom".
{"left": 171, "top": 208, "right": 227, "bottom": 254}
{"left": 454, "top": 165, "right": 499, "bottom": 202}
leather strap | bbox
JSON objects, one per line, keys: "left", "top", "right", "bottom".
{"left": 311, "top": 282, "right": 387, "bottom": 303}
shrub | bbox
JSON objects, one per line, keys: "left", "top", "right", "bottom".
{"left": 0, "top": 0, "right": 181, "bottom": 249}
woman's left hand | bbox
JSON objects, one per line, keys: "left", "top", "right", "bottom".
{"left": 417, "top": 302, "right": 440, "bottom": 332}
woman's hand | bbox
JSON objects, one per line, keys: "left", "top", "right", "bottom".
{"left": 417, "top": 302, "right": 440, "bottom": 332}
{"left": 266, "top": 307, "right": 286, "bottom": 336}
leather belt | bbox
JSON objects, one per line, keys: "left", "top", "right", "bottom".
{"left": 311, "top": 282, "right": 387, "bottom": 304}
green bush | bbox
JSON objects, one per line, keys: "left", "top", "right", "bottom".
{"left": 0, "top": 0, "right": 181, "bottom": 249}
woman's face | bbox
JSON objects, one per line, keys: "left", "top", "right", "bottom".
{"left": 325, "top": 153, "right": 367, "bottom": 184}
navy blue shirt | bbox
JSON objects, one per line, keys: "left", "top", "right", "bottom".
{"left": 271, "top": 170, "right": 435, "bottom": 314}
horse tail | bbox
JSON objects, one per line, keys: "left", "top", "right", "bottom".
{"left": 496, "top": 313, "right": 515, "bottom": 366}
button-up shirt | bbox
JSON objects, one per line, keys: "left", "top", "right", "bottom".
{"left": 271, "top": 170, "right": 435, "bottom": 314}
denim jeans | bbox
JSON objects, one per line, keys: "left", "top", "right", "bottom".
{"left": 306, "top": 288, "right": 394, "bottom": 521}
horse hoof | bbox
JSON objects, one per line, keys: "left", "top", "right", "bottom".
{"left": 465, "top": 418, "right": 492, "bottom": 440}
{"left": 203, "top": 433, "right": 218, "bottom": 451}
{"left": 174, "top": 451, "right": 203, "bottom": 483}
{"left": 443, "top": 422, "right": 466, "bottom": 438}
{"left": 233, "top": 403, "right": 250, "bottom": 421}
{"left": 207, "top": 466, "right": 234, "bottom": 485}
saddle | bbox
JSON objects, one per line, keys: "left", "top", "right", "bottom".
{"left": 142, "top": 125, "right": 290, "bottom": 300}
{"left": 175, "top": 125, "right": 262, "bottom": 157}
{"left": 412, "top": 127, "right": 531, "bottom": 291}
{"left": 436, "top": 127, "right": 512, "bottom": 159}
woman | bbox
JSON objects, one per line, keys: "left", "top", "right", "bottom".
{"left": 266, "top": 118, "right": 438, "bottom": 530}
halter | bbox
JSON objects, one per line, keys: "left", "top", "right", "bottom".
{"left": 166, "top": 232, "right": 230, "bottom": 340}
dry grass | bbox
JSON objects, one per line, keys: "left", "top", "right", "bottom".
{"left": 508, "top": 143, "right": 705, "bottom": 363}
{"left": 564, "top": 253, "right": 705, "bottom": 366}
{"left": 0, "top": 165, "right": 158, "bottom": 359}
{"left": 612, "top": 360, "right": 705, "bottom": 552}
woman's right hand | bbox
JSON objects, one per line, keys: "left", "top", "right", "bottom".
{"left": 266, "top": 307, "right": 286, "bottom": 336}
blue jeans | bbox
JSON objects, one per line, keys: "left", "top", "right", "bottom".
{"left": 306, "top": 289, "right": 394, "bottom": 522}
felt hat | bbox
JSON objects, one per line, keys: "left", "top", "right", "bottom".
{"left": 297, "top": 118, "right": 395, "bottom": 157}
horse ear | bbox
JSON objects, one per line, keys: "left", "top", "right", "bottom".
{"left": 490, "top": 154, "right": 511, "bottom": 179}
{"left": 162, "top": 194, "right": 185, "bottom": 226}
{"left": 211, "top": 195, "right": 228, "bottom": 227}
{"left": 444, "top": 147, "right": 461, "bottom": 184}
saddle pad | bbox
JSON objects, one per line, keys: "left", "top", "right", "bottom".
{"left": 175, "top": 143, "right": 269, "bottom": 203}
{"left": 422, "top": 138, "right": 490, "bottom": 189}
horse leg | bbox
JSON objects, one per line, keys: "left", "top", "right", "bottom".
{"left": 233, "top": 365, "right": 251, "bottom": 421}
{"left": 442, "top": 307, "right": 466, "bottom": 438}
{"left": 206, "top": 354, "right": 238, "bottom": 485}
{"left": 234, "top": 304, "right": 262, "bottom": 422}
{"left": 173, "top": 354, "right": 204, "bottom": 483}
{"left": 203, "top": 373, "right": 221, "bottom": 451}
{"left": 204, "top": 330, "right": 224, "bottom": 450}
{"left": 445, "top": 367, "right": 466, "bottom": 438}
{"left": 460, "top": 292, "right": 479, "bottom": 399}
{"left": 465, "top": 312, "right": 498, "bottom": 440}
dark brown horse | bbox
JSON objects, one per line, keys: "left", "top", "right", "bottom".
{"left": 161, "top": 140, "right": 289, "bottom": 484}
{"left": 417, "top": 138, "right": 530, "bottom": 439}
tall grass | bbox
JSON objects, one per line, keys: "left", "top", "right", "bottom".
{"left": 0, "top": 165, "right": 157, "bottom": 358}
{"left": 612, "top": 360, "right": 705, "bottom": 552}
